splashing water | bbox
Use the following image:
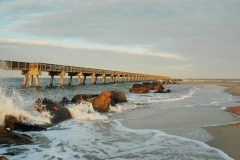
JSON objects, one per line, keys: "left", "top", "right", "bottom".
{"left": 68, "top": 101, "right": 108, "bottom": 121}
{"left": 0, "top": 86, "right": 51, "bottom": 126}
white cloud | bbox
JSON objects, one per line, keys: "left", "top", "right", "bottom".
{"left": 0, "top": 38, "right": 185, "bottom": 60}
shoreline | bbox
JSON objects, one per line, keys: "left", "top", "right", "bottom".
{"left": 114, "top": 80, "right": 240, "bottom": 159}
{"left": 177, "top": 80, "right": 240, "bottom": 86}
{"left": 180, "top": 80, "right": 240, "bottom": 160}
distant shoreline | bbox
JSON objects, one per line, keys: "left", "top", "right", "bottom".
{"left": 177, "top": 80, "right": 240, "bottom": 86}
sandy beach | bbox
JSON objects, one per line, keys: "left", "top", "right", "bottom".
{"left": 113, "top": 80, "right": 240, "bottom": 160}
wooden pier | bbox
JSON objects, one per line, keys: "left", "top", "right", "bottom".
{"left": 1, "top": 60, "right": 170, "bottom": 87}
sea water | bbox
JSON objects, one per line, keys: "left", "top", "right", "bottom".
{"left": 0, "top": 78, "right": 238, "bottom": 160}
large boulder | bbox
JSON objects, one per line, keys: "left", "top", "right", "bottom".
{"left": 0, "top": 156, "right": 9, "bottom": 160}
{"left": 129, "top": 87, "right": 150, "bottom": 94}
{"left": 129, "top": 81, "right": 168, "bottom": 94}
{"left": 150, "top": 81, "right": 165, "bottom": 90}
{"left": 34, "top": 98, "right": 72, "bottom": 124}
{"left": 92, "top": 91, "right": 112, "bottom": 112}
{"left": 71, "top": 94, "right": 99, "bottom": 104}
{"left": 4, "top": 115, "right": 47, "bottom": 132}
{"left": 0, "top": 126, "right": 33, "bottom": 145}
{"left": 109, "top": 90, "right": 127, "bottom": 103}
{"left": 132, "top": 83, "right": 143, "bottom": 88}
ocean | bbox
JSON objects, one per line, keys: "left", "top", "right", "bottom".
{"left": 0, "top": 78, "right": 239, "bottom": 160}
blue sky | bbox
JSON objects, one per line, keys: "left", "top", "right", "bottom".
{"left": 0, "top": 0, "right": 240, "bottom": 79}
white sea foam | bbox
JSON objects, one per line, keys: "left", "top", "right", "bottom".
{"left": 0, "top": 120, "right": 233, "bottom": 160}
{"left": 0, "top": 87, "right": 51, "bottom": 126}
{"left": 68, "top": 102, "right": 108, "bottom": 121}
{"left": 221, "top": 107, "right": 227, "bottom": 110}
{"left": 109, "top": 105, "right": 123, "bottom": 113}
{"left": 150, "top": 87, "right": 197, "bottom": 103}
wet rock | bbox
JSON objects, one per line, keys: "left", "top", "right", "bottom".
{"left": 71, "top": 94, "right": 99, "bottom": 104}
{"left": 130, "top": 81, "right": 169, "bottom": 94}
{"left": 109, "top": 90, "right": 127, "bottom": 103}
{"left": 150, "top": 81, "right": 165, "bottom": 90}
{"left": 0, "top": 156, "right": 9, "bottom": 160}
{"left": 34, "top": 98, "right": 72, "bottom": 124}
{"left": 4, "top": 115, "right": 47, "bottom": 132}
{"left": 154, "top": 89, "right": 171, "bottom": 93}
{"left": 129, "top": 87, "right": 150, "bottom": 94}
{"left": 0, "top": 126, "right": 33, "bottom": 145}
{"left": 132, "top": 83, "right": 143, "bottom": 88}
{"left": 59, "top": 97, "right": 71, "bottom": 106}
{"left": 92, "top": 91, "right": 112, "bottom": 112}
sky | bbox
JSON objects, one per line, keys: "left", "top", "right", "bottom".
{"left": 0, "top": 0, "right": 240, "bottom": 79}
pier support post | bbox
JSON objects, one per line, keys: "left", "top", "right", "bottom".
{"left": 91, "top": 73, "right": 97, "bottom": 85}
{"left": 22, "top": 63, "right": 42, "bottom": 87}
{"left": 77, "top": 72, "right": 82, "bottom": 85}
{"left": 116, "top": 75, "right": 120, "bottom": 83}
{"left": 127, "top": 76, "right": 130, "bottom": 82}
{"left": 83, "top": 75, "right": 86, "bottom": 85}
{"left": 22, "top": 75, "right": 28, "bottom": 86}
{"left": 110, "top": 75, "right": 114, "bottom": 83}
{"left": 68, "top": 76, "right": 72, "bottom": 85}
{"left": 50, "top": 75, "right": 54, "bottom": 86}
{"left": 60, "top": 75, "right": 64, "bottom": 86}
{"left": 49, "top": 71, "right": 65, "bottom": 86}
{"left": 122, "top": 75, "right": 125, "bottom": 82}
{"left": 102, "top": 75, "right": 106, "bottom": 84}
{"left": 77, "top": 75, "right": 81, "bottom": 85}
{"left": 29, "top": 75, "right": 33, "bottom": 86}
{"left": 35, "top": 75, "right": 40, "bottom": 87}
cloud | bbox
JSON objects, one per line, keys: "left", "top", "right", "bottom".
{"left": 3, "top": 0, "right": 239, "bottom": 46}
{"left": 1, "top": 1, "right": 240, "bottom": 55}
{"left": 1, "top": 0, "right": 240, "bottom": 79}
{"left": 0, "top": 38, "right": 185, "bottom": 60}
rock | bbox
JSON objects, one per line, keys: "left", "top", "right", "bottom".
{"left": 0, "top": 156, "right": 9, "bottom": 160}
{"left": 109, "top": 90, "right": 127, "bottom": 103}
{"left": 71, "top": 94, "right": 99, "bottom": 104}
{"left": 165, "top": 89, "right": 171, "bottom": 93}
{"left": 34, "top": 98, "right": 72, "bottom": 124}
{"left": 71, "top": 91, "right": 127, "bottom": 110}
{"left": 59, "top": 97, "right": 71, "bottom": 106}
{"left": 150, "top": 81, "right": 165, "bottom": 90}
{"left": 132, "top": 83, "right": 143, "bottom": 88}
{"left": 4, "top": 115, "right": 47, "bottom": 132}
{"left": 0, "top": 126, "right": 33, "bottom": 145}
{"left": 92, "top": 91, "right": 112, "bottom": 112}
{"left": 130, "top": 81, "right": 170, "bottom": 94}
{"left": 110, "top": 99, "right": 116, "bottom": 106}
{"left": 129, "top": 87, "right": 150, "bottom": 94}
{"left": 154, "top": 89, "right": 171, "bottom": 93}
